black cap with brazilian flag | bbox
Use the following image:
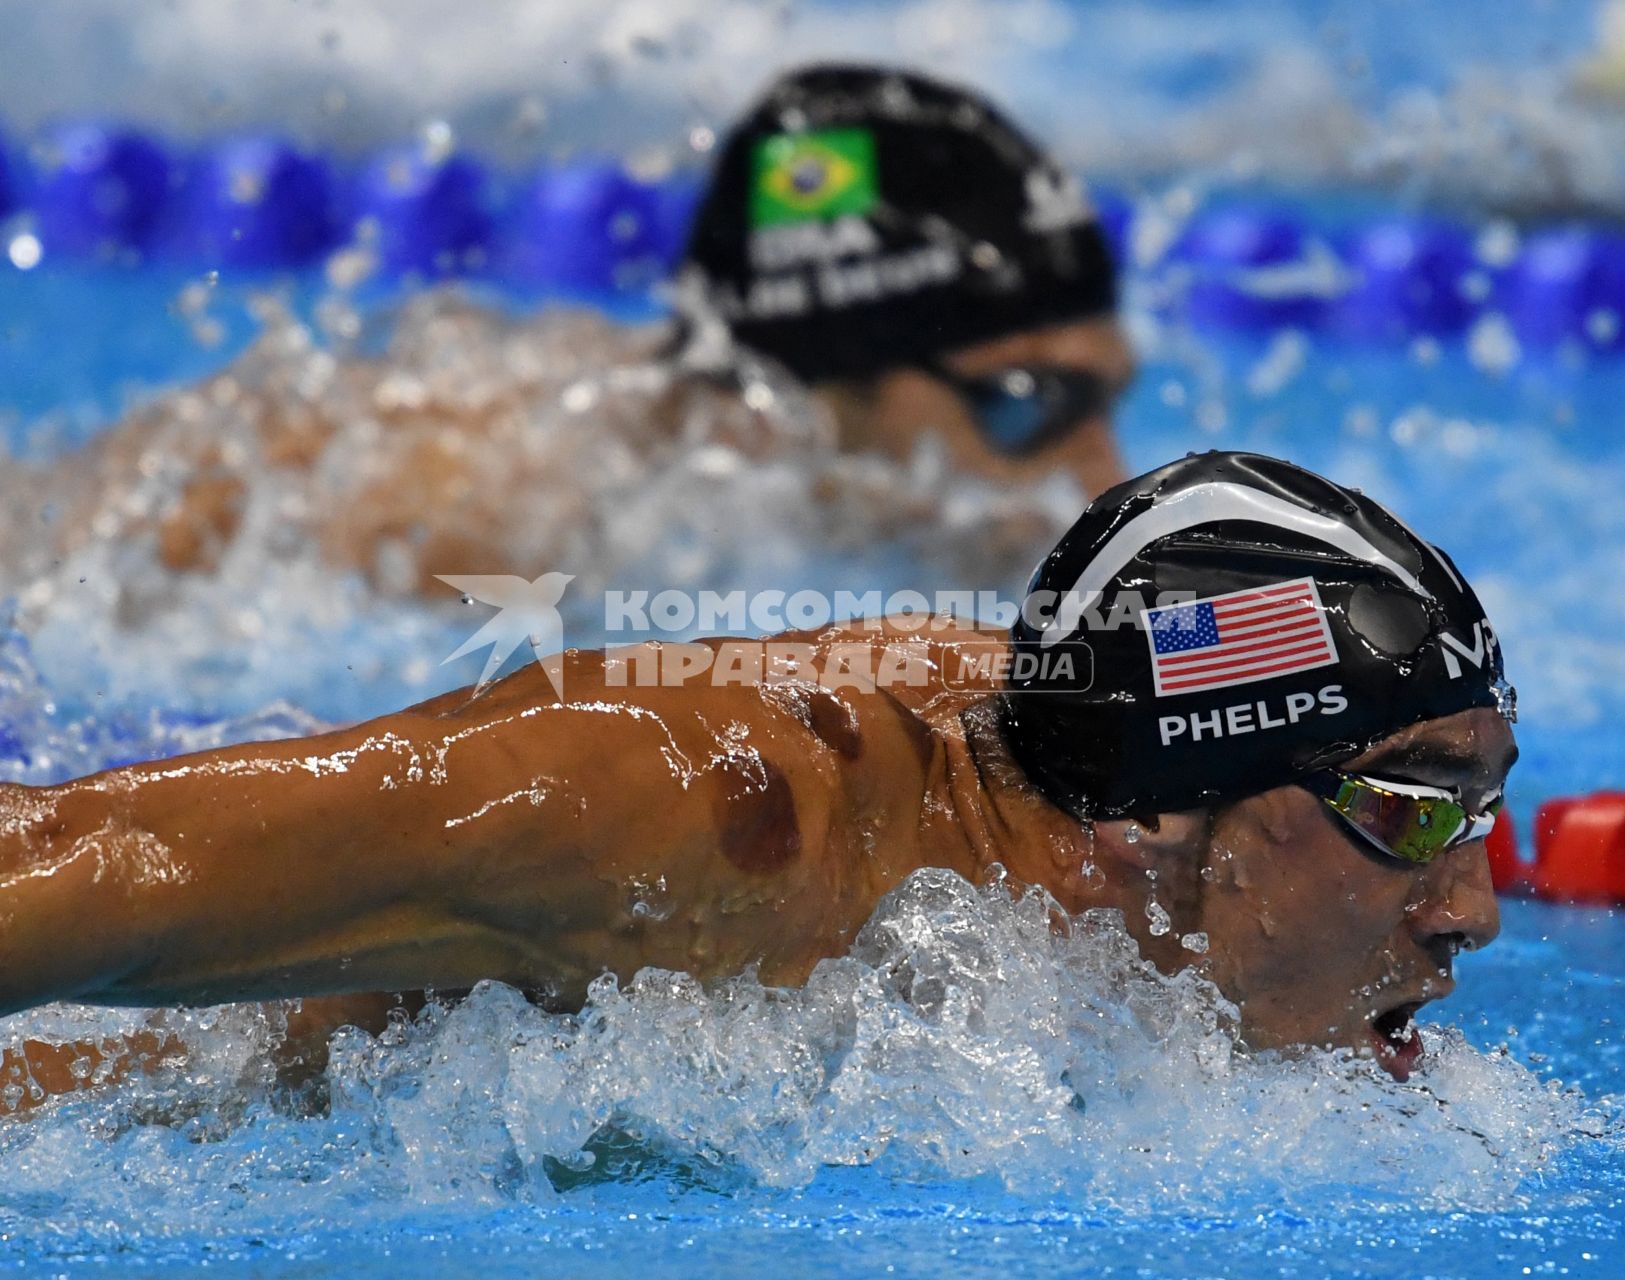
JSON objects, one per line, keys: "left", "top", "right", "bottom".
{"left": 680, "top": 63, "right": 1118, "bottom": 383}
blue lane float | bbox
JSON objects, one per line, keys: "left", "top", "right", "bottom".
{"left": 8, "top": 114, "right": 1625, "bottom": 356}
{"left": 1173, "top": 205, "right": 1332, "bottom": 330}
{"left": 350, "top": 145, "right": 496, "bottom": 277}
{"left": 1501, "top": 225, "right": 1625, "bottom": 351}
{"left": 0, "top": 131, "right": 14, "bottom": 219}
{"left": 1331, "top": 216, "right": 1477, "bottom": 340}
{"left": 30, "top": 123, "right": 173, "bottom": 257}
{"left": 1088, "top": 184, "right": 1134, "bottom": 271}
{"left": 649, "top": 172, "right": 703, "bottom": 271}
{"left": 180, "top": 137, "right": 337, "bottom": 268}
{"left": 503, "top": 160, "right": 662, "bottom": 290}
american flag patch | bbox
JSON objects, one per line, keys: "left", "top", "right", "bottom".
{"left": 1143, "top": 577, "right": 1339, "bottom": 697}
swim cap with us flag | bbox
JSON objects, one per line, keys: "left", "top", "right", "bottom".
{"left": 680, "top": 63, "right": 1117, "bottom": 383}
{"left": 1000, "top": 452, "right": 1515, "bottom": 819}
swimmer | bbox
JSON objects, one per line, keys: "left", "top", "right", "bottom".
{"left": 0, "top": 452, "right": 1513, "bottom": 1107}
{"left": 3, "top": 64, "right": 1129, "bottom": 595}
{"left": 678, "top": 62, "right": 1132, "bottom": 497}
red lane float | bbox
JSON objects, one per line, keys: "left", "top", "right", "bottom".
{"left": 1485, "top": 808, "right": 1523, "bottom": 893}
{"left": 1527, "top": 792, "right": 1625, "bottom": 905}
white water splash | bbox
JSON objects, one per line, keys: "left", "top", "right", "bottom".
{"left": 0, "top": 870, "right": 1601, "bottom": 1230}
{"left": 0, "top": 292, "right": 1082, "bottom": 729}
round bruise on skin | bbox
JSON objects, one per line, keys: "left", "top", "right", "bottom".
{"left": 710, "top": 752, "right": 803, "bottom": 874}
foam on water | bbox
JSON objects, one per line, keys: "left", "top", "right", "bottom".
{"left": 0, "top": 616, "right": 324, "bottom": 786}
{"left": 0, "top": 289, "right": 1082, "bottom": 730}
{"left": 0, "top": 870, "right": 1608, "bottom": 1236}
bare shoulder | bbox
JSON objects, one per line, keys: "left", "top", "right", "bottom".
{"left": 374, "top": 621, "right": 1006, "bottom": 815}
{"left": 751, "top": 616, "right": 1005, "bottom": 765}
{"left": 794, "top": 615, "right": 1007, "bottom": 711}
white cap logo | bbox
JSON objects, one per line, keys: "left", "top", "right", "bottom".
{"left": 1022, "top": 168, "right": 1092, "bottom": 235}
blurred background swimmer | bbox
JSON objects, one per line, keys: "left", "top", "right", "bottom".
{"left": 0, "top": 64, "right": 1129, "bottom": 600}
{"left": 678, "top": 64, "right": 1130, "bottom": 495}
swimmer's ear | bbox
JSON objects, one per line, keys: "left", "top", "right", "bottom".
{"left": 1093, "top": 811, "right": 1211, "bottom": 872}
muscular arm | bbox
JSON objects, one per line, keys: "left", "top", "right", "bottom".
{"left": 0, "top": 634, "right": 956, "bottom": 1017}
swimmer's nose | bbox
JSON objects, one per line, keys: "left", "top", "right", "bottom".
{"left": 1411, "top": 844, "right": 1502, "bottom": 960}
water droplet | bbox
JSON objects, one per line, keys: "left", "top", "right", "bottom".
{"left": 1493, "top": 678, "right": 1518, "bottom": 722}
{"left": 1467, "top": 312, "right": 1521, "bottom": 376}
{"left": 627, "top": 874, "right": 674, "bottom": 923}
{"left": 7, "top": 232, "right": 43, "bottom": 271}
{"left": 1476, "top": 219, "right": 1520, "bottom": 268}
{"left": 1179, "top": 931, "right": 1209, "bottom": 954}
{"left": 1145, "top": 898, "right": 1172, "bottom": 937}
{"left": 421, "top": 119, "right": 456, "bottom": 164}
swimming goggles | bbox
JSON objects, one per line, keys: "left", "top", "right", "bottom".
{"left": 926, "top": 361, "right": 1114, "bottom": 456}
{"left": 1300, "top": 770, "right": 1503, "bottom": 865}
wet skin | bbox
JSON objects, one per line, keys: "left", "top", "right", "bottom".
{"left": 0, "top": 621, "right": 1512, "bottom": 1106}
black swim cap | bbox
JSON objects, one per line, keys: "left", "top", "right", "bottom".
{"left": 680, "top": 63, "right": 1117, "bottom": 383}
{"left": 1000, "top": 452, "right": 1514, "bottom": 819}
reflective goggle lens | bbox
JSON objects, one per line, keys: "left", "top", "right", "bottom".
{"left": 928, "top": 363, "right": 1114, "bottom": 456}
{"left": 1304, "top": 771, "right": 1503, "bottom": 865}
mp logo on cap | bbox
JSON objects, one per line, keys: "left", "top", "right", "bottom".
{"left": 1440, "top": 620, "right": 1496, "bottom": 680}
{"left": 1022, "top": 167, "right": 1092, "bottom": 234}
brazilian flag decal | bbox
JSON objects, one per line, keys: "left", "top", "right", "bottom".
{"left": 750, "top": 128, "right": 878, "bottom": 227}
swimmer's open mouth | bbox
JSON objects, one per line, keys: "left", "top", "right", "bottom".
{"left": 1369, "top": 1002, "right": 1426, "bottom": 1081}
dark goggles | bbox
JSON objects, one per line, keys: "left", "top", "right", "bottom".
{"left": 926, "top": 361, "right": 1115, "bottom": 456}
{"left": 1302, "top": 770, "right": 1503, "bottom": 866}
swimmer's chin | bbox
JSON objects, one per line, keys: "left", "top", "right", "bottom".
{"left": 1234, "top": 1001, "right": 1436, "bottom": 1082}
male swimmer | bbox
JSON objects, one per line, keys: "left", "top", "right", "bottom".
{"left": 678, "top": 62, "right": 1132, "bottom": 498}
{"left": 4, "top": 64, "right": 1131, "bottom": 592}
{"left": 0, "top": 453, "right": 1513, "bottom": 1107}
